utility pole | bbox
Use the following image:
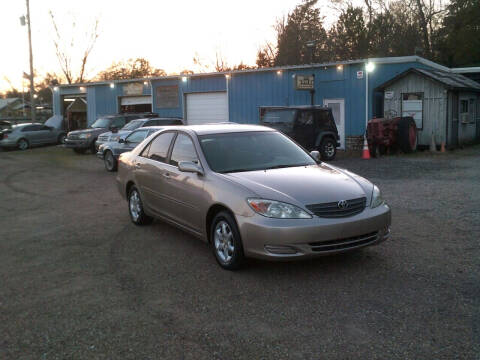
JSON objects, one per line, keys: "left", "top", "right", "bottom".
{"left": 25, "top": 0, "right": 36, "bottom": 122}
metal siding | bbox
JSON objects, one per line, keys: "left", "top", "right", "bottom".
{"left": 86, "top": 87, "right": 96, "bottom": 125}
{"left": 53, "top": 90, "right": 61, "bottom": 116}
{"left": 383, "top": 72, "right": 448, "bottom": 145}
{"left": 94, "top": 85, "right": 121, "bottom": 120}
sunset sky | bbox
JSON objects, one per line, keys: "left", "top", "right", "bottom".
{"left": 0, "top": 0, "right": 346, "bottom": 92}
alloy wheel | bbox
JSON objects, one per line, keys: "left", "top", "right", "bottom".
{"left": 129, "top": 190, "right": 141, "bottom": 222}
{"left": 214, "top": 221, "right": 235, "bottom": 264}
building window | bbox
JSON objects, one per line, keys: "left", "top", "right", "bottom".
{"left": 460, "top": 99, "right": 468, "bottom": 114}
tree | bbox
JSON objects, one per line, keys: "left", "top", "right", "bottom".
{"left": 49, "top": 10, "right": 99, "bottom": 84}
{"left": 435, "top": 0, "right": 480, "bottom": 66}
{"left": 274, "top": 0, "right": 328, "bottom": 66}
{"left": 327, "top": 6, "right": 369, "bottom": 60}
{"left": 96, "top": 58, "right": 166, "bottom": 80}
{"left": 256, "top": 42, "right": 276, "bottom": 68}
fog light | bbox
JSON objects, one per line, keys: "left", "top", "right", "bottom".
{"left": 264, "top": 245, "right": 298, "bottom": 255}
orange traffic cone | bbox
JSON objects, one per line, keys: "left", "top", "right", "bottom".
{"left": 362, "top": 137, "right": 370, "bottom": 159}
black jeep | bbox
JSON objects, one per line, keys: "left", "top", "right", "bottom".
{"left": 64, "top": 113, "right": 157, "bottom": 154}
{"left": 259, "top": 106, "right": 340, "bottom": 161}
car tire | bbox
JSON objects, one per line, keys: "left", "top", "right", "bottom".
{"left": 398, "top": 117, "right": 417, "bottom": 153}
{"left": 57, "top": 133, "right": 66, "bottom": 144}
{"left": 17, "top": 138, "right": 29, "bottom": 150}
{"left": 128, "top": 186, "right": 153, "bottom": 226}
{"left": 73, "top": 148, "right": 87, "bottom": 154}
{"left": 210, "top": 211, "right": 245, "bottom": 270}
{"left": 319, "top": 137, "right": 336, "bottom": 161}
{"left": 104, "top": 150, "right": 117, "bottom": 172}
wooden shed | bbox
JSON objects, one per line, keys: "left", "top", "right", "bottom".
{"left": 376, "top": 68, "right": 480, "bottom": 148}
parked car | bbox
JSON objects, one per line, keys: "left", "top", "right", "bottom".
{"left": 97, "top": 126, "right": 165, "bottom": 172}
{"left": 116, "top": 124, "right": 391, "bottom": 270}
{"left": 0, "top": 123, "right": 66, "bottom": 150}
{"left": 0, "top": 120, "right": 12, "bottom": 130}
{"left": 259, "top": 106, "right": 340, "bottom": 161}
{"left": 95, "top": 117, "right": 183, "bottom": 150}
{"left": 64, "top": 113, "right": 157, "bottom": 154}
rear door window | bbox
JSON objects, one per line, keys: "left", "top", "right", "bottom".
{"left": 143, "top": 132, "right": 175, "bottom": 162}
{"left": 261, "top": 110, "right": 296, "bottom": 124}
{"left": 22, "top": 125, "right": 42, "bottom": 132}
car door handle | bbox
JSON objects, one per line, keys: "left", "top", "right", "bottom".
{"left": 162, "top": 172, "right": 170, "bottom": 178}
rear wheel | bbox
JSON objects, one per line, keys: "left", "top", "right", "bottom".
{"left": 211, "top": 212, "right": 244, "bottom": 270}
{"left": 398, "top": 117, "right": 417, "bottom": 153}
{"left": 90, "top": 139, "right": 97, "bottom": 154}
{"left": 17, "top": 138, "right": 29, "bottom": 150}
{"left": 104, "top": 150, "right": 117, "bottom": 172}
{"left": 319, "top": 137, "right": 336, "bottom": 161}
{"left": 128, "top": 186, "right": 153, "bottom": 225}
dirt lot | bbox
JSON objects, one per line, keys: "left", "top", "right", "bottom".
{"left": 0, "top": 145, "right": 479, "bottom": 359}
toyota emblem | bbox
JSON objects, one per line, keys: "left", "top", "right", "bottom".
{"left": 337, "top": 200, "right": 349, "bottom": 209}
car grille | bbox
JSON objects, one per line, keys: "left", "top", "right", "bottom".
{"left": 309, "top": 231, "right": 378, "bottom": 252}
{"left": 98, "top": 135, "right": 109, "bottom": 142}
{"left": 68, "top": 134, "right": 80, "bottom": 140}
{"left": 306, "top": 197, "right": 366, "bottom": 218}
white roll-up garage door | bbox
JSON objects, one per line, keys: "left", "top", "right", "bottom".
{"left": 185, "top": 92, "right": 228, "bottom": 125}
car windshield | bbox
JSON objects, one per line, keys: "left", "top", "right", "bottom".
{"left": 261, "top": 109, "right": 296, "bottom": 124}
{"left": 199, "top": 131, "right": 316, "bottom": 173}
{"left": 91, "top": 118, "right": 111, "bottom": 128}
{"left": 121, "top": 120, "right": 144, "bottom": 131}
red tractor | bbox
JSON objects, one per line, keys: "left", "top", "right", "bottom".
{"left": 366, "top": 115, "right": 418, "bottom": 157}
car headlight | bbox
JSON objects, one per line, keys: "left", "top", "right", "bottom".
{"left": 79, "top": 133, "right": 91, "bottom": 139}
{"left": 371, "top": 185, "right": 384, "bottom": 208}
{"left": 247, "top": 198, "right": 312, "bottom": 219}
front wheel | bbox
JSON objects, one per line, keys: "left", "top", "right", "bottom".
{"left": 128, "top": 186, "right": 153, "bottom": 225}
{"left": 104, "top": 150, "right": 117, "bottom": 172}
{"left": 211, "top": 212, "right": 244, "bottom": 270}
{"left": 57, "top": 133, "right": 66, "bottom": 144}
{"left": 319, "top": 137, "right": 336, "bottom": 161}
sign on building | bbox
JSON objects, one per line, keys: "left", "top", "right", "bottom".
{"left": 385, "top": 91, "right": 394, "bottom": 99}
{"left": 356, "top": 71, "right": 364, "bottom": 79}
{"left": 124, "top": 83, "right": 144, "bottom": 96}
{"left": 295, "top": 75, "right": 314, "bottom": 90}
{"left": 156, "top": 85, "right": 179, "bottom": 108}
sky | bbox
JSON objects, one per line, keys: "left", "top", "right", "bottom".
{"left": 0, "top": 0, "right": 345, "bottom": 92}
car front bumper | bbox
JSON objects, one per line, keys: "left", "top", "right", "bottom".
{"left": 64, "top": 138, "right": 91, "bottom": 149}
{"left": 0, "top": 139, "right": 18, "bottom": 148}
{"left": 236, "top": 204, "right": 391, "bottom": 260}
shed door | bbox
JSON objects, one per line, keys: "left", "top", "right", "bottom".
{"left": 185, "top": 92, "right": 228, "bottom": 125}
{"left": 402, "top": 93, "right": 423, "bottom": 129}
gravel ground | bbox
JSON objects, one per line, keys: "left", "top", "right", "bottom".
{"left": 0, "top": 145, "right": 479, "bottom": 359}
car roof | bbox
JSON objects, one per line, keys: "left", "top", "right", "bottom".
{"left": 135, "top": 126, "right": 166, "bottom": 131}
{"left": 159, "top": 123, "right": 275, "bottom": 135}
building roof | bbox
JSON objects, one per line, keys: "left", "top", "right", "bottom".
{"left": 376, "top": 68, "right": 480, "bottom": 92}
{"left": 55, "top": 56, "right": 451, "bottom": 89}
{"left": 0, "top": 98, "right": 21, "bottom": 111}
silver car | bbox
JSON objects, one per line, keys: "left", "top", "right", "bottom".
{"left": 116, "top": 124, "right": 391, "bottom": 270}
{"left": 0, "top": 123, "right": 66, "bottom": 150}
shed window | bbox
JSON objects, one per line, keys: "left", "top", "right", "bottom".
{"left": 460, "top": 100, "right": 468, "bottom": 114}
{"left": 402, "top": 93, "right": 423, "bottom": 101}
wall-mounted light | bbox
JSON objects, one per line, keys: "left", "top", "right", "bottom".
{"left": 109, "top": 83, "right": 115, "bottom": 88}
{"left": 53, "top": 86, "right": 59, "bottom": 91}
{"left": 182, "top": 76, "right": 187, "bottom": 82}
{"left": 276, "top": 70, "right": 282, "bottom": 75}
{"left": 225, "top": 74, "right": 231, "bottom": 79}
{"left": 366, "top": 62, "right": 375, "bottom": 72}
{"left": 33, "top": 94, "right": 38, "bottom": 99}
{"left": 292, "top": 74, "right": 296, "bottom": 78}
{"left": 143, "top": 81, "right": 148, "bottom": 86}
{"left": 64, "top": 98, "right": 75, "bottom": 102}
{"left": 79, "top": 86, "right": 86, "bottom": 92}
{"left": 336, "top": 65, "right": 343, "bottom": 71}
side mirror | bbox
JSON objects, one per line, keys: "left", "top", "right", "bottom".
{"left": 178, "top": 161, "right": 204, "bottom": 176}
{"left": 310, "top": 150, "right": 321, "bottom": 162}
{"left": 118, "top": 138, "right": 125, "bottom": 144}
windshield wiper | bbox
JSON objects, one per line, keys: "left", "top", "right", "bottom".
{"left": 221, "top": 168, "right": 253, "bottom": 173}
{"left": 264, "top": 164, "right": 308, "bottom": 170}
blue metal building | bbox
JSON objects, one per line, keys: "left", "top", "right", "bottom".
{"left": 53, "top": 56, "right": 451, "bottom": 149}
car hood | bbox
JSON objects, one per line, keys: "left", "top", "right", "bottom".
{"left": 68, "top": 128, "right": 107, "bottom": 136}
{"left": 223, "top": 163, "right": 373, "bottom": 206}
{"left": 100, "top": 130, "right": 131, "bottom": 138}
